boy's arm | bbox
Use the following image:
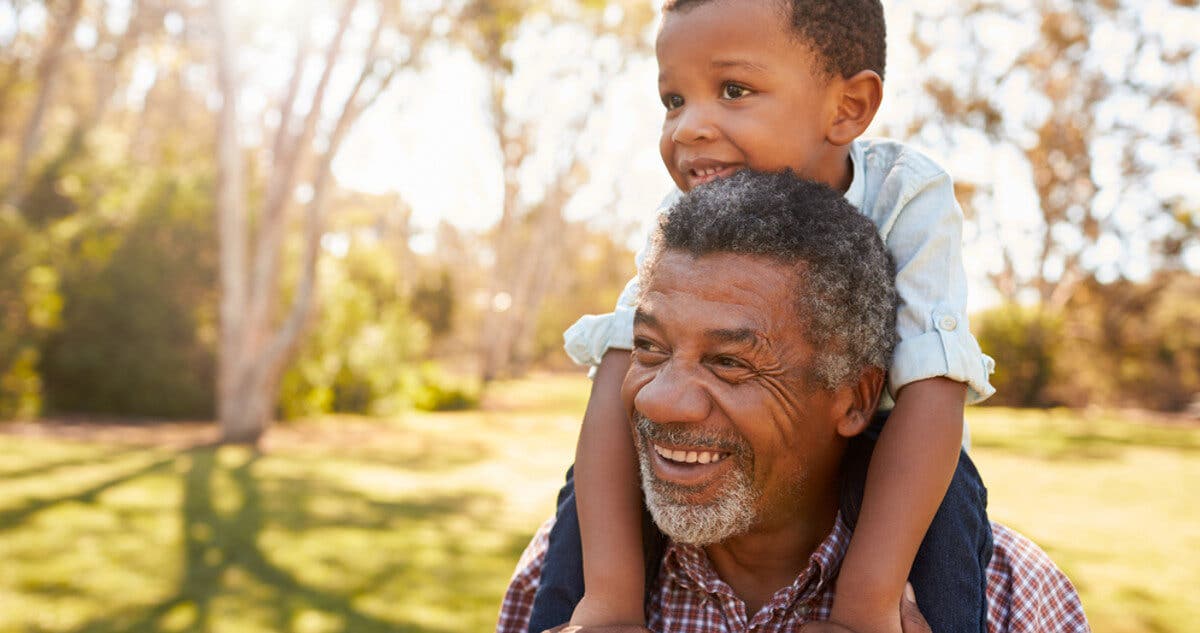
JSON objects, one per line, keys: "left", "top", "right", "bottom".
{"left": 563, "top": 191, "right": 680, "bottom": 626}
{"left": 828, "top": 378, "right": 965, "bottom": 633}
{"left": 570, "top": 350, "right": 646, "bottom": 626}
{"left": 826, "top": 154, "right": 988, "bottom": 633}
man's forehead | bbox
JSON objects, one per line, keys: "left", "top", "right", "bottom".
{"left": 639, "top": 250, "right": 800, "bottom": 335}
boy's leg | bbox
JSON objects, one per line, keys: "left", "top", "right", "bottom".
{"left": 839, "top": 413, "right": 993, "bottom": 633}
{"left": 528, "top": 467, "right": 585, "bottom": 633}
{"left": 528, "top": 466, "right": 667, "bottom": 633}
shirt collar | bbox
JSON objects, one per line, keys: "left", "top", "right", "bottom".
{"left": 662, "top": 513, "right": 852, "bottom": 613}
{"left": 843, "top": 141, "right": 866, "bottom": 210}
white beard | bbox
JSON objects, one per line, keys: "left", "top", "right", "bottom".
{"left": 635, "top": 415, "right": 760, "bottom": 545}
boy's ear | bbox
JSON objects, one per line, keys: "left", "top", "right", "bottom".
{"left": 834, "top": 365, "right": 885, "bottom": 438}
{"left": 827, "top": 70, "right": 883, "bottom": 147}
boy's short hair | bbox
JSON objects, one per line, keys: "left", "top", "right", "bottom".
{"left": 662, "top": 0, "right": 887, "bottom": 80}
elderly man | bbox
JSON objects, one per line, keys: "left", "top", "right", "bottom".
{"left": 498, "top": 171, "right": 1088, "bottom": 633}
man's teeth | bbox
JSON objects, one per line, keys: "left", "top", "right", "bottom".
{"left": 693, "top": 167, "right": 723, "bottom": 177}
{"left": 654, "top": 444, "right": 726, "bottom": 464}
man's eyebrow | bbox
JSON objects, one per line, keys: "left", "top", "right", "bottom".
{"left": 705, "top": 328, "right": 761, "bottom": 346}
{"left": 633, "top": 310, "right": 660, "bottom": 328}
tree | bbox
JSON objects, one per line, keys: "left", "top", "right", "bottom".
{"left": 900, "top": 0, "right": 1199, "bottom": 310}
{"left": 2, "top": 0, "right": 84, "bottom": 212}
{"left": 463, "top": 0, "right": 655, "bottom": 382}
{"left": 210, "top": 0, "right": 433, "bottom": 443}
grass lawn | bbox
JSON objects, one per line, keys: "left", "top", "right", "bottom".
{"left": 0, "top": 373, "right": 1197, "bottom": 633}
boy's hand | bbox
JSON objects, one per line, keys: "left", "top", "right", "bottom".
{"left": 568, "top": 592, "right": 644, "bottom": 629}
{"left": 801, "top": 584, "right": 930, "bottom": 633}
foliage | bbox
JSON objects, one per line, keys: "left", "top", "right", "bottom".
{"left": 410, "top": 268, "right": 457, "bottom": 341}
{"left": 1052, "top": 273, "right": 1200, "bottom": 411}
{"left": 974, "top": 303, "right": 1064, "bottom": 407}
{"left": 975, "top": 272, "right": 1200, "bottom": 411}
{"left": 411, "top": 363, "right": 480, "bottom": 412}
{"left": 0, "top": 214, "right": 59, "bottom": 419}
{"left": 279, "top": 245, "right": 432, "bottom": 419}
{"left": 904, "top": 0, "right": 1199, "bottom": 308}
{"left": 39, "top": 175, "right": 218, "bottom": 418}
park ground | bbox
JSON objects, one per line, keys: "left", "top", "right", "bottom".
{"left": 0, "top": 373, "right": 1197, "bottom": 633}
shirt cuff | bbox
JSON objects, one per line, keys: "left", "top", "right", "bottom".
{"left": 888, "top": 311, "right": 996, "bottom": 405}
{"left": 562, "top": 304, "right": 636, "bottom": 368}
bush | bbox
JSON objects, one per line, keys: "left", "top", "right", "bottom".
{"left": 973, "top": 303, "right": 1063, "bottom": 407}
{"left": 411, "top": 364, "right": 479, "bottom": 412}
{"left": 39, "top": 177, "right": 218, "bottom": 418}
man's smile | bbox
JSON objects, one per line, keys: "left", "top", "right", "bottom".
{"left": 653, "top": 443, "right": 729, "bottom": 465}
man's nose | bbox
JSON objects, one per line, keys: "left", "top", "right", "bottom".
{"left": 671, "top": 103, "right": 718, "bottom": 145}
{"left": 634, "top": 360, "right": 711, "bottom": 425}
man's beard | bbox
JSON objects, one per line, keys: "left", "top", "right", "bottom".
{"left": 634, "top": 414, "right": 760, "bottom": 545}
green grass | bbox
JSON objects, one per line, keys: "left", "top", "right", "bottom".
{"left": 0, "top": 374, "right": 1197, "bottom": 632}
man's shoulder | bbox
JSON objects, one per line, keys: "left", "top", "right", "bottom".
{"left": 852, "top": 137, "right": 950, "bottom": 186}
{"left": 986, "top": 522, "right": 1091, "bottom": 632}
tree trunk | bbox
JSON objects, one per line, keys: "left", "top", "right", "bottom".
{"left": 210, "top": 0, "right": 402, "bottom": 444}
{"left": 2, "top": 0, "right": 84, "bottom": 210}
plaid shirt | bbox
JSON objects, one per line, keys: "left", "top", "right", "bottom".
{"left": 496, "top": 516, "right": 1089, "bottom": 633}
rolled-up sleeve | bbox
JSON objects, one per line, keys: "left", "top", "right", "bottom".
{"left": 562, "top": 274, "right": 640, "bottom": 367}
{"left": 882, "top": 168, "right": 995, "bottom": 405}
{"left": 563, "top": 192, "right": 678, "bottom": 369}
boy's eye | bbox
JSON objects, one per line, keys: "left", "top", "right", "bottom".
{"left": 721, "top": 83, "right": 752, "bottom": 100}
{"left": 663, "top": 94, "right": 684, "bottom": 110}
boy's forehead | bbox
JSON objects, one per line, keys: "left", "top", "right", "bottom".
{"left": 656, "top": 0, "right": 817, "bottom": 72}
{"left": 658, "top": 0, "right": 796, "bottom": 44}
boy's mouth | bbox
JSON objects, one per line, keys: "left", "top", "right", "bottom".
{"left": 683, "top": 161, "right": 740, "bottom": 187}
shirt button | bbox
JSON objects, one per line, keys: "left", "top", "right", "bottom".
{"left": 938, "top": 315, "right": 958, "bottom": 331}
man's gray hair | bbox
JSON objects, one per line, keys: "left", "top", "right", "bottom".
{"left": 643, "top": 170, "right": 897, "bottom": 388}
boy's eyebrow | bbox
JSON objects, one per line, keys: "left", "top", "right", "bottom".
{"left": 711, "top": 58, "right": 768, "bottom": 73}
{"left": 658, "top": 59, "right": 768, "bottom": 83}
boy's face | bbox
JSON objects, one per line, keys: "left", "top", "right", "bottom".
{"left": 656, "top": 0, "right": 847, "bottom": 192}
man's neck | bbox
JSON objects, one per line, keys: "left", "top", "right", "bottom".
{"left": 702, "top": 496, "right": 840, "bottom": 614}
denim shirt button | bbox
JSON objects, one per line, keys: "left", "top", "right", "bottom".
{"left": 938, "top": 315, "right": 958, "bottom": 331}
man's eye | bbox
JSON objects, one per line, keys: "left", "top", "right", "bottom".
{"left": 633, "top": 337, "right": 666, "bottom": 356}
{"left": 662, "top": 94, "right": 684, "bottom": 110}
{"left": 721, "top": 83, "right": 751, "bottom": 100}
{"left": 713, "top": 356, "right": 747, "bottom": 370}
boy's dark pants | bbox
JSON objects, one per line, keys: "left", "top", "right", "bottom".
{"left": 527, "top": 411, "right": 992, "bottom": 633}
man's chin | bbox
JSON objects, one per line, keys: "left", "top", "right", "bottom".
{"left": 641, "top": 465, "right": 758, "bottom": 546}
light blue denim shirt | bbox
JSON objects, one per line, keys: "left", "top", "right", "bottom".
{"left": 563, "top": 138, "right": 996, "bottom": 408}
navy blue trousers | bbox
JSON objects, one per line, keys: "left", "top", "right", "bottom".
{"left": 527, "top": 411, "right": 992, "bottom": 633}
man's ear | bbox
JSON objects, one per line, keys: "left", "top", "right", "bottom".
{"left": 827, "top": 70, "right": 883, "bottom": 147}
{"left": 834, "top": 366, "right": 885, "bottom": 438}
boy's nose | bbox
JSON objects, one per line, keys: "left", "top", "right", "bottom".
{"left": 633, "top": 360, "right": 712, "bottom": 426}
{"left": 671, "top": 105, "right": 718, "bottom": 145}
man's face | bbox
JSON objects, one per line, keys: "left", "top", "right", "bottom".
{"left": 622, "top": 250, "right": 849, "bottom": 544}
{"left": 656, "top": 0, "right": 843, "bottom": 193}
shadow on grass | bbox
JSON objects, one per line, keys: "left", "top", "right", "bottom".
{"left": 26, "top": 446, "right": 513, "bottom": 633}
{"left": 0, "top": 447, "right": 146, "bottom": 480}
{"left": 0, "top": 454, "right": 179, "bottom": 529}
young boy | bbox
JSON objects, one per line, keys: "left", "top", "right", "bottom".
{"left": 528, "top": 1, "right": 995, "bottom": 632}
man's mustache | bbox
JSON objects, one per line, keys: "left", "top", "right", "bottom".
{"left": 633, "top": 413, "right": 751, "bottom": 457}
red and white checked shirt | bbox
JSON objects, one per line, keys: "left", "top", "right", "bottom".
{"left": 496, "top": 516, "right": 1089, "bottom": 633}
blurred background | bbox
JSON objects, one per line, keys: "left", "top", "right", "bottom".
{"left": 0, "top": 0, "right": 1197, "bottom": 631}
